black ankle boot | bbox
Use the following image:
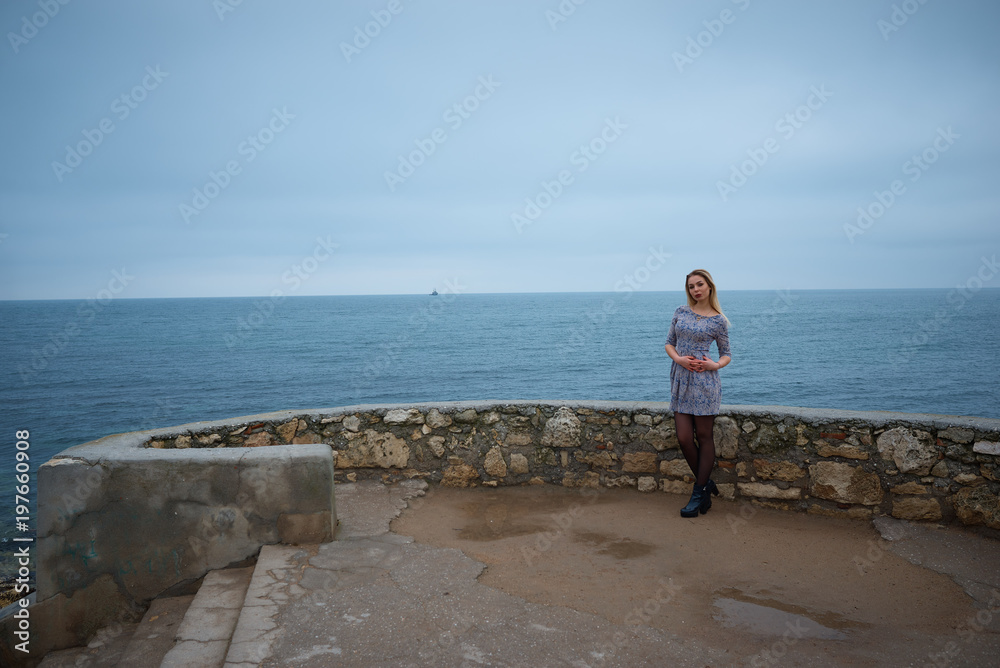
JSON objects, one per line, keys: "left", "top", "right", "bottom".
{"left": 680, "top": 483, "right": 706, "bottom": 518}
{"left": 706, "top": 479, "right": 720, "bottom": 497}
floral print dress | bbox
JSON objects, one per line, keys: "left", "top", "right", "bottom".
{"left": 665, "top": 305, "right": 732, "bottom": 415}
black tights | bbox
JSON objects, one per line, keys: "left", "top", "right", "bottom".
{"left": 675, "top": 413, "right": 715, "bottom": 486}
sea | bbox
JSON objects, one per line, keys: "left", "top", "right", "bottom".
{"left": 1, "top": 289, "right": 999, "bottom": 562}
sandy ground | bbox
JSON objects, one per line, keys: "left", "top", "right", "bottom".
{"left": 392, "top": 484, "right": 1000, "bottom": 667}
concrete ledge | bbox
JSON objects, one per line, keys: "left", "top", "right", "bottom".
{"left": 29, "top": 429, "right": 336, "bottom": 661}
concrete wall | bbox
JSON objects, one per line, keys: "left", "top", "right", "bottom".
{"left": 23, "top": 415, "right": 336, "bottom": 661}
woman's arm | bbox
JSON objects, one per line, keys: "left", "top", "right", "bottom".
{"left": 665, "top": 344, "right": 696, "bottom": 370}
{"left": 707, "top": 355, "right": 731, "bottom": 371}
{"left": 690, "top": 320, "right": 732, "bottom": 371}
{"left": 706, "top": 319, "right": 732, "bottom": 371}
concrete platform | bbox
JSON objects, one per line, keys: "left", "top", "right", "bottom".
{"left": 241, "top": 481, "right": 999, "bottom": 667}
{"left": 32, "top": 480, "right": 1000, "bottom": 667}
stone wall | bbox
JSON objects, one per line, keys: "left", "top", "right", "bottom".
{"left": 22, "top": 401, "right": 999, "bottom": 663}
{"left": 147, "top": 401, "right": 1000, "bottom": 530}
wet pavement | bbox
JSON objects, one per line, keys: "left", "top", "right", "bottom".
{"left": 392, "top": 483, "right": 1000, "bottom": 667}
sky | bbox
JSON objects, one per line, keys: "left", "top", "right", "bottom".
{"left": 0, "top": 0, "right": 998, "bottom": 299}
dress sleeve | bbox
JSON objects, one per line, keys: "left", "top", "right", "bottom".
{"left": 665, "top": 308, "right": 680, "bottom": 347}
{"left": 715, "top": 319, "right": 731, "bottom": 359}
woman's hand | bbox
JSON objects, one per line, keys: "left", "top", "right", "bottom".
{"left": 688, "top": 355, "right": 717, "bottom": 372}
{"left": 677, "top": 355, "right": 700, "bottom": 371}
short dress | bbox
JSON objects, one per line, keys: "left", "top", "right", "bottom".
{"left": 665, "top": 305, "right": 732, "bottom": 415}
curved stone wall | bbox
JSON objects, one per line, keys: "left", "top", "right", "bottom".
{"left": 26, "top": 400, "right": 1000, "bottom": 661}
{"left": 146, "top": 401, "right": 1000, "bottom": 530}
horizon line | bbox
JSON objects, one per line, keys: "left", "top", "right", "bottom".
{"left": 2, "top": 286, "right": 997, "bottom": 302}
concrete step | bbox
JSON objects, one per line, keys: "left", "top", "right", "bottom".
{"left": 159, "top": 566, "right": 254, "bottom": 668}
{"left": 36, "top": 594, "right": 194, "bottom": 668}
{"left": 121, "top": 594, "right": 197, "bottom": 666}
{"left": 36, "top": 620, "right": 140, "bottom": 668}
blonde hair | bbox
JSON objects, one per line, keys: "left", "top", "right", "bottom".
{"left": 685, "top": 269, "right": 730, "bottom": 326}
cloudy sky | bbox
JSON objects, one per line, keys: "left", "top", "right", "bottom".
{"left": 1, "top": 0, "right": 997, "bottom": 299}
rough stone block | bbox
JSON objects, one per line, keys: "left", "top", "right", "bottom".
{"left": 954, "top": 486, "right": 1000, "bottom": 529}
{"left": 576, "top": 451, "right": 614, "bottom": 469}
{"left": 877, "top": 427, "right": 937, "bottom": 475}
{"left": 809, "top": 461, "right": 884, "bottom": 506}
{"left": 336, "top": 430, "right": 409, "bottom": 468}
{"left": 747, "top": 423, "right": 795, "bottom": 454}
{"left": 661, "top": 479, "right": 690, "bottom": 495}
{"left": 737, "top": 482, "right": 801, "bottom": 500}
{"left": 453, "top": 408, "right": 478, "bottom": 424}
{"left": 276, "top": 419, "right": 299, "bottom": 443}
{"left": 633, "top": 414, "right": 653, "bottom": 426}
{"left": 890, "top": 482, "right": 929, "bottom": 495}
{"left": 541, "top": 407, "right": 582, "bottom": 448}
{"left": 815, "top": 444, "right": 869, "bottom": 460}
{"left": 244, "top": 432, "right": 272, "bottom": 447}
{"left": 441, "top": 462, "right": 479, "bottom": 487}
{"left": 637, "top": 476, "right": 657, "bottom": 493}
{"left": 484, "top": 446, "right": 507, "bottom": 477}
{"left": 643, "top": 423, "right": 678, "bottom": 451}
{"left": 604, "top": 475, "right": 636, "bottom": 488}
{"left": 622, "top": 452, "right": 658, "bottom": 473}
{"left": 973, "top": 441, "right": 1000, "bottom": 456}
{"left": 425, "top": 409, "right": 452, "bottom": 429}
{"left": 938, "top": 427, "right": 975, "bottom": 444}
{"left": 659, "top": 459, "right": 692, "bottom": 478}
{"left": 509, "top": 453, "right": 529, "bottom": 475}
{"left": 384, "top": 408, "right": 424, "bottom": 425}
{"left": 424, "top": 436, "right": 446, "bottom": 458}
{"left": 716, "top": 483, "right": 736, "bottom": 500}
{"left": 535, "top": 447, "right": 557, "bottom": 467}
{"left": 562, "top": 471, "right": 600, "bottom": 488}
{"left": 715, "top": 416, "right": 739, "bottom": 459}
{"left": 807, "top": 504, "right": 872, "bottom": 521}
{"left": 753, "top": 459, "right": 805, "bottom": 482}
{"left": 954, "top": 473, "right": 985, "bottom": 485}
{"left": 892, "top": 497, "right": 942, "bottom": 521}
{"left": 504, "top": 431, "right": 534, "bottom": 446}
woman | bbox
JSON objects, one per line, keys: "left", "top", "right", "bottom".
{"left": 664, "top": 269, "right": 731, "bottom": 518}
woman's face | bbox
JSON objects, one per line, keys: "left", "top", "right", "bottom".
{"left": 687, "top": 274, "right": 710, "bottom": 302}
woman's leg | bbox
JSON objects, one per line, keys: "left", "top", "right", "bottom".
{"left": 693, "top": 415, "right": 716, "bottom": 486}
{"left": 675, "top": 412, "right": 699, "bottom": 477}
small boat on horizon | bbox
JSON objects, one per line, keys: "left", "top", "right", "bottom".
{"left": 430, "top": 289, "right": 438, "bottom": 296}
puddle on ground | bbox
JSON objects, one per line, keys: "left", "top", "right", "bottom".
{"left": 456, "top": 502, "right": 548, "bottom": 541}
{"left": 573, "top": 531, "right": 654, "bottom": 559}
{"left": 713, "top": 587, "right": 861, "bottom": 640}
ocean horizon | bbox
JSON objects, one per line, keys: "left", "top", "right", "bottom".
{"left": 7, "top": 286, "right": 999, "bottom": 300}
{"left": 2, "top": 287, "right": 999, "bottom": 547}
